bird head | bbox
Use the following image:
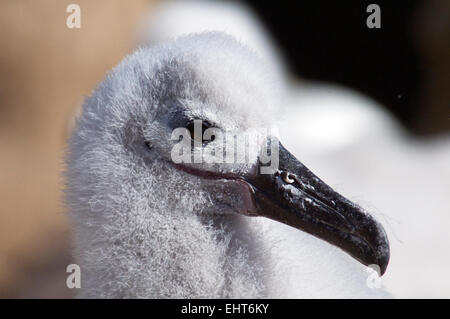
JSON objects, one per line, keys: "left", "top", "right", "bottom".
{"left": 68, "top": 32, "right": 389, "bottom": 275}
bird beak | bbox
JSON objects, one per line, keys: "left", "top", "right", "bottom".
{"left": 244, "top": 141, "right": 390, "bottom": 275}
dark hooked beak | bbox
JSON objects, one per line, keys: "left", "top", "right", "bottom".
{"left": 244, "top": 141, "right": 390, "bottom": 275}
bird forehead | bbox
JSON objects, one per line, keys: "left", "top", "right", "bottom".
{"left": 97, "top": 33, "right": 280, "bottom": 132}
{"left": 149, "top": 60, "right": 274, "bottom": 130}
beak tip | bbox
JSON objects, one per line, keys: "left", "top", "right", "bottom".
{"left": 378, "top": 246, "right": 390, "bottom": 276}
{"left": 371, "top": 232, "right": 390, "bottom": 276}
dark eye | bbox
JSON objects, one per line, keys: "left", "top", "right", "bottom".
{"left": 186, "top": 120, "right": 215, "bottom": 143}
{"left": 144, "top": 141, "right": 153, "bottom": 150}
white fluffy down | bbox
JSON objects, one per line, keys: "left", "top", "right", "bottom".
{"left": 67, "top": 32, "right": 389, "bottom": 298}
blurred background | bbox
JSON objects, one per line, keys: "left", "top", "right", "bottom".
{"left": 0, "top": 0, "right": 448, "bottom": 298}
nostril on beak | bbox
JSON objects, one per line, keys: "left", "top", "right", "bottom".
{"left": 281, "top": 171, "right": 295, "bottom": 184}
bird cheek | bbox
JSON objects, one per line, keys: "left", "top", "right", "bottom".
{"left": 206, "top": 179, "right": 257, "bottom": 216}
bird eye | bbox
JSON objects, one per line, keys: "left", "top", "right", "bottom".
{"left": 186, "top": 120, "right": 215, "bottom": 144}
{"left": 144, "top": 141, "right": 153, "bottom": 150}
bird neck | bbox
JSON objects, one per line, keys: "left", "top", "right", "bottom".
{"left": 75, "top": 202, "right": 267, "bottom": 297}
